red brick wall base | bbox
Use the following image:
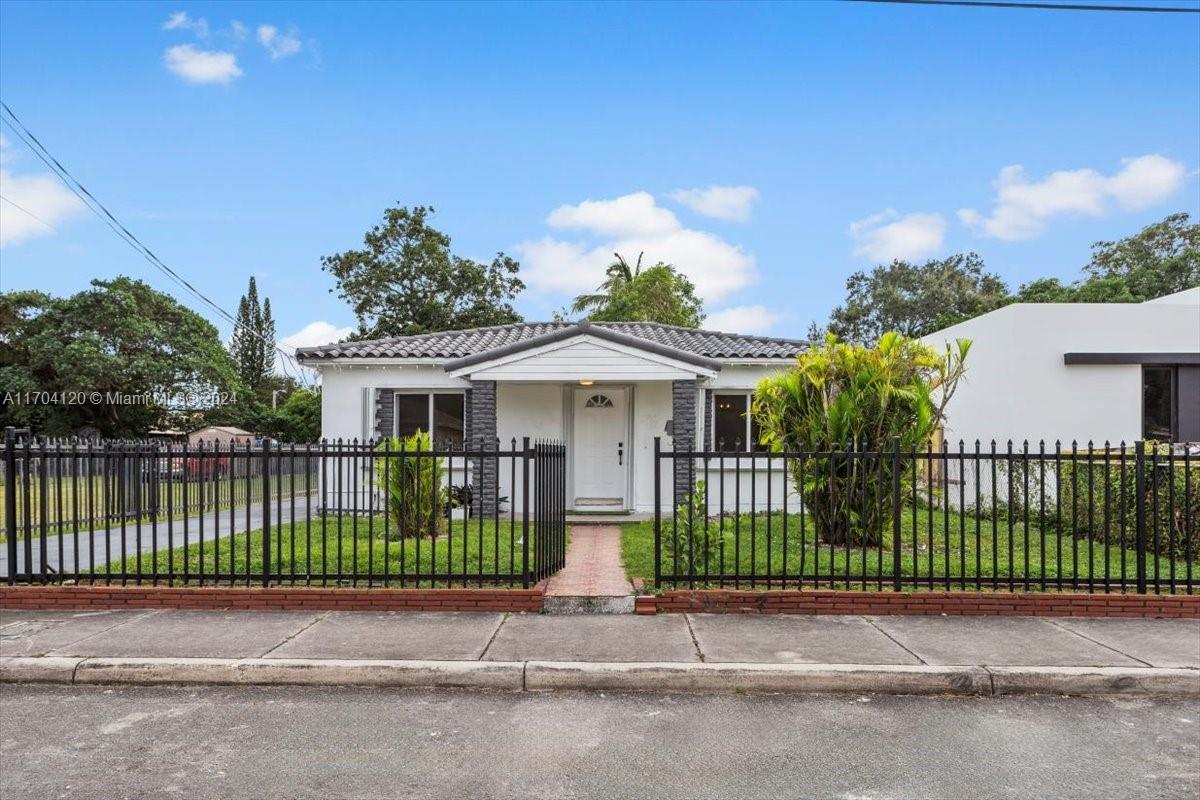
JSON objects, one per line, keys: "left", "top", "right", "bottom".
{"left": 637, "top": 590, "right": 1200, "bottom": 619}
{"left": 0, "top": 586, "right": 544, "bottom": 613}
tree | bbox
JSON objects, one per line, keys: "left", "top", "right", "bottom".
{"left": 752, "top": 333, "right": 970, "bottom": 546}
{"left": 276, "top": 388, "right": 321, "bottom": 442}
{"left": 1083, "top": 212, "right": 1199, "bottom": 300}
{"left": 229, "top": 277, "right": 275, "bottom": 395}
{"left": 571, "top": 253, "right": 705, "bottom": 328}
{"left": 321, "top": 206, "right": 524, "bottom": 338}
{"left": 0, "top": 277, "right": 240, "bottom": 436}
{"left": 1010, "top": 214, "right": 1198, "bottom": 304}
{"left": 824, "top": 254, "right": 1009, "bottom": 344}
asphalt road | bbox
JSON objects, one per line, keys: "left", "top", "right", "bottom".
{"left": 1, "top": 685, "right": 1197, "bottom": 800}
{"left": 1, "top": 498, "right": 313, "bottom": 577}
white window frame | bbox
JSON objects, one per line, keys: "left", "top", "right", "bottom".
{"left": 391, "top": 390, "right": 466, "bottom": 446}
{"left": 711, "top": 391, "right": 762, "bottom": 453}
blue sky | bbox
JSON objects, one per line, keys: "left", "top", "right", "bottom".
{"left": 2, "top": 0, "right": 1198, "bottom": 364}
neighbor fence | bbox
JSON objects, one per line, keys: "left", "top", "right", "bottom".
{"left": 3, "top": 428, "right": 566, "bottom": 589}
{"left": 654, "top": 437, "right": 1198, "bottom": 594}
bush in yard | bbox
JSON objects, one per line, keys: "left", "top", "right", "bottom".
{"left": 376, "top": 431, "right": 446, "bottom": 540}
{"left": 665, "top": 480, "right": 732, "bottom": 577}
{"left": 752, "top": 332, "right": 969, "bottom": 546}
{"left": 1056, "top": 443, "right": 1199, "bottom": 560}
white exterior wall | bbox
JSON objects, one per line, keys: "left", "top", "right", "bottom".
{"left": 921, "top": 301, "right": 1200, "bottom": 448}
{"left": 309, "top": 357, "right": 797, "bottom": 513}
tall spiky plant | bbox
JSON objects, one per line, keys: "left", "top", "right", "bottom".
{"left": 570, "top": 252, "right": 643, "bottom": 316}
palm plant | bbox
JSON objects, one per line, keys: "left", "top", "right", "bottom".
{"left": 570, "top": 252, "right": 643, "bottom": 317}
{"left": 753, "top": 332, "right": 970, "bottom": 546}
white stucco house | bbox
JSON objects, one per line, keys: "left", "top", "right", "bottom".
{"left": 920, "top": 287, "right": 1200, "bottom": 447}
{"left": 296, "top": 320, "right": 806, "bottom": 513}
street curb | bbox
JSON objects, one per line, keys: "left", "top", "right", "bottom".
{"left": 524, "top": 661, "right": 993, "bottom": 695}
{"left": 2, "top": 656, "right": 1197, "bottom": 696}
{"left": 988, "top": 666, "right": 1200, "bottom": 696}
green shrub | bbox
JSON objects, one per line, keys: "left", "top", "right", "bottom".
{"left": 753, "top": 332, "right": 969, "bottom": 546}
{"left": 376, "top": 431, "right": 446, "bottom": 540}
{"left": 665, "top": 480, "right": 731, "bottom": 577}
{"left": 1057, "top": 444, "right": 1199, "bottom": 559}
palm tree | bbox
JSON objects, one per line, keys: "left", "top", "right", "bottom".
{"left": 570, "top": 252, "right": 643, "bottom": 317}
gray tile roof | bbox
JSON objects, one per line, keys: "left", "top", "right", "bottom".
{"left": 295, "top": 321, "right": 806, "bottom": 362}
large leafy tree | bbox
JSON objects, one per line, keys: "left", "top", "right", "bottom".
{"left": 571, "top": 253, "right": 705, "bottom": 328}
{"left": 322, "top": 206, "right": 524, "bottom": 338}
{"left": 229, "top": 276, "right": 276, "bottom": 395}
{"left": 824, "top": 253, "right": 1009, "bottom": 344}
{"left": 1014, "top": 212, "right": 1199, "bottom": 303}
{"left": 0, "top": 277, "right": 240, "bottom": 436}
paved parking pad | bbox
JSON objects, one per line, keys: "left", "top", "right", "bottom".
{"left": 267, "top": 611, "right": 505, "bottom": 660}
{"left": 483, "top": 613, "right": 700, "bottom": 662}
{"left": 688, "top": 614, "right": 922, "bottom": 664}
{"left": 1049, "top": 618, "right": 1200, "bottom": 668}
{"left": 46, "top": 610, "right": 321, "bottom": 659}
{"left": 0, "top": 610, "right": 154, "bottom": 657}
{"left": 867, "top": 616, "right": 1144, "bottom": 666}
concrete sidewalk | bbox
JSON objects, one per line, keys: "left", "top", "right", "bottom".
{"left": 2, "top": 608, "right": 1197, "bottom": 696}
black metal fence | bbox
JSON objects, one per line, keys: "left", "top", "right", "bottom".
{"left": 3, "top": 428, "right": 567, "bottom": 589}
{"left": 654, "top": 438, "right": 1198, "bottom": 594}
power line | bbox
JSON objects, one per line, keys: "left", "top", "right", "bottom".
{"left": 0, "top": 101, "right": 311, "bottom": 387}
{"left": 0, "top": 193, "right": 57, "bottom": 232}
{"left": 845, "top": 0, "right": 1199, "bottom": 12}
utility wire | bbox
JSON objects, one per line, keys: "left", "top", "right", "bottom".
{"left": 0, "top": 101, "right": 311, "bottom": 387}
{"left": 845, "top": 0, "right": 1198, "bottom": 12}
{"left": 0, "top": 193, "right": 58, "bottom": 232}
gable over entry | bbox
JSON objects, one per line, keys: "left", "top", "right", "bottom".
{"left": 444, "top": 321, "right": 721, "bottom": 382}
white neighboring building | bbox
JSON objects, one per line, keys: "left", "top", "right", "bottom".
{"left": 297, "top": 320, "right": 805, "bottom": 512}
{"left": 921, "top": 288, "right": 1200, "bottom": 447}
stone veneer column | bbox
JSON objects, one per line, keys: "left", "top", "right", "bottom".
{"left": 671, "top": 379, "right": 698, "bottom": 507}
{"left": 468, "top": 380, "right": 498, "bottom": 515}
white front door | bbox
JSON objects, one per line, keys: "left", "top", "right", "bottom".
{"left": 572, "top": 387, "right": 628, "bottom": 508}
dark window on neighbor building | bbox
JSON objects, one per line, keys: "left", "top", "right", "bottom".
{"left": 1142, "top": 366, "right": 1175, "bottom": 441}
{"left": 712, "top": 393, "right": 767, "bottom": 452}
{"left": 394, "top": 392, "right": 466, "bottom": 448}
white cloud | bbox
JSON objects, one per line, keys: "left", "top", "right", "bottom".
{"left": 229, "top": 20, "right": 248, "bottom": 41}
{"left": 0, "top": 140, "right": 86, "bottom": 247}
{"left": 164, "top": 44, "right": 242, "bottom": 84}
{"left": 278, "top": 321, "right": 354, "bottom": 356}
{"left": 162, "top": 11, "right": 209, "bottom": 38}
{"left": 257, "top": 24, "right": 302, "bottom": 60}
{"left": 704, "top": 305, "right": 787, "bottom": 335}
{"left": 547, "top": 191, "right": 678, "bottom": 238}
{"left": 849, "top": 209, "right": 946, "bottom": 262}
{"left": 668, "top": 185, "right": 759, "bottom": 222}
{"left": 958, "top": 154, "right": 1186, "bottom": 241}
{"left": 518, "top": 192, "right": 757, "bottom": 302}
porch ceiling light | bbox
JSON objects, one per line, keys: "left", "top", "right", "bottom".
{"left": 579, "top": 379, "right": 594, "bottom": 385}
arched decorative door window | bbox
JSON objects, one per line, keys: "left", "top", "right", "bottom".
{"left": 584, "top": 394, "right": 614, "bottom": 409}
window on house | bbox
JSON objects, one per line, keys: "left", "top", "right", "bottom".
{"left": 712, "top": 393, "right": 766, "bottom": 452}
{"left": 1142, "top": 366, "right": 1175, "bottom": 441}
{"left": 394, "top": 392, "right": 466, "bottom": 448}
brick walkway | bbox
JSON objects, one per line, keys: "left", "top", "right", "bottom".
{"left": 544, "top": 526, "right": 633, "bottom": 597}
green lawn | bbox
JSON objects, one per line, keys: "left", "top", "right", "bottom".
{"left": 0, "top": 473, "right": 316, "bottom": 542}
{"left": 97, "top": 515, "right": 557, "bottom": 588}
{"left": 622, "top": 508, "right": 1198, "bottom": 592}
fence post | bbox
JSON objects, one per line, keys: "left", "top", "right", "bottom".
{"left": 891, "top": 435, "right": 902, "bottom": 592}
{"left": 1134, "top": 440, "right": 1147, "bottom": 594}
{"left": 262, "top": 438, "right": 272, "bottom": 588}
{"left": 5, "top": 427, "right": 17, "bottom": 585}
{"left": 521, "top": 436, "right": 531, "bottom": 589}
{"left": 653, "top": 436, "right": 662, "bottom": 589}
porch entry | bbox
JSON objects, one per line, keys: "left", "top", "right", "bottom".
{"left": 571, "top": 386, "right": 629, "bottom": 510}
